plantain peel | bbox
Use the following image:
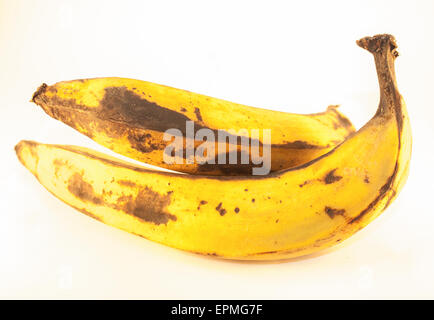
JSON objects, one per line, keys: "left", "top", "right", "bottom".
{"left": 17, "top": 34, "right": 411, "bottom": 260}
{"left": 31, "top": 77, "right": 354, "bottom": 175}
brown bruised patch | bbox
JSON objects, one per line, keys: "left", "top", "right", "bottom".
{"left": 117, "top": 180, "right": 137, "bottom": 187}
{"left": 67, "top": 170, "right": 176, "bottom": 225}
{"left": 67, "top": 173, "right": 102, "bottom": 205}
{"left": 98, "top": 87, "right": 203, "bottom": 136}
{"left": 215, "top": 202, "right": 226, "bottom": 216}
{"left": 116, "top": 187, "right": 176, "bottom": 225}
{"left": 324, "top": 206, "right": 346, "bottom": 219}
{"left": 324, "top": 168, "right": 342, "bottom": 184}
{"left": 127, "top": 131, "right": 166, "bottom": 153}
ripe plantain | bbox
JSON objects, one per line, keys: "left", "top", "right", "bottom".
{"left": 16, "top": 34, "right": 411, "bottom": 260}
{"left": 31, "top": 78, "right": 354, "bottom": 175}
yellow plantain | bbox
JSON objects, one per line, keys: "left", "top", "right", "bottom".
{"left": 31, "top": 77, "right": 354, "bottom": 175}
{"left": 17, "top": 34, "right": 411, "bottom": 260}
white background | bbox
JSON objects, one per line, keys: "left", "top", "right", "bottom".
{"left": 1, "top": 0, "right": 433, "bottom": 299}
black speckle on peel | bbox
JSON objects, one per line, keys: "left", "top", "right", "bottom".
{"left": 324, "top": 206, "right": 346, "bottom": 219}
{"left": 324, "top": 169, "right": 342, "bottom": 184}
{"left": 197, "top": 200, "right": 208, "bottom": 210}
{"left": 299, "top": 180, "right": 309, "bottom": 188}
{"left": 215, "top": 202, "right": 226, "bottom": 216}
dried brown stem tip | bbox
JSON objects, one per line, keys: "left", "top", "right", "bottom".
{"left": 356, "top": 34, "right": 399, "bottom": 57}
{"left": 31, "top": 83, "right": 48, "bottom": 103}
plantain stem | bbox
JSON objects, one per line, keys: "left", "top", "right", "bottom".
{"left": 357, "top": 34, "right": 401, "bottom": 117}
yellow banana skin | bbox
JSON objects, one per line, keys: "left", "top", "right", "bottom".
{"left": 16, "top": 34, "right": 411, "bottom": 260}
{"left": 31, "top": 77, "right": 354, "bottom": 175}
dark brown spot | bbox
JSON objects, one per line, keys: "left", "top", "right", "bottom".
{"left": 180, "top": 107, "right": 187, "bottom": 112}
{"left": 364, "top": 175, "right": 370, "bottom": 183}
{"left": 299, "top": 180, "right": 309, "bottom": 187}
{"left": 251, "top": 198, "right": 255, "bottom": 203}
{"left": 197, "top": 200, "right": 208, "bottom": 210}
{"left": 117, "top": 180, "right": 137, "bottom": 187}
{"left": 324, "top": 169, "right": 342, "bottom": 184}
{"left": 275, "top": 219, "right": 279, "bottom": 223}
{"left": 324, "top": 206, "right": 346, "bottom": 219}
{"left": 215, "top": 202, "right": 226, "bottom": 216}
{"left": 194, "top": 107, "right": 203, "bottom": 122}
{"left": 67, "top": 173, "right": 102, "bottom": 205}
{"left": 234, "top": 207, "right": 240, "bottom": 213}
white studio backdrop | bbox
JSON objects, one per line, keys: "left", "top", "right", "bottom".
{"left": 0, "top": 0, "right": 433, "bottom": 299}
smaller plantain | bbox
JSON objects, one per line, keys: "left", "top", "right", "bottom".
{"left": 32, "top": 78, "right": 354, "bottom": 175}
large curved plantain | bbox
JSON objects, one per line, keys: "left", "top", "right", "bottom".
{"left": 17, "top": 34, "right": 411, "bottom": 260}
